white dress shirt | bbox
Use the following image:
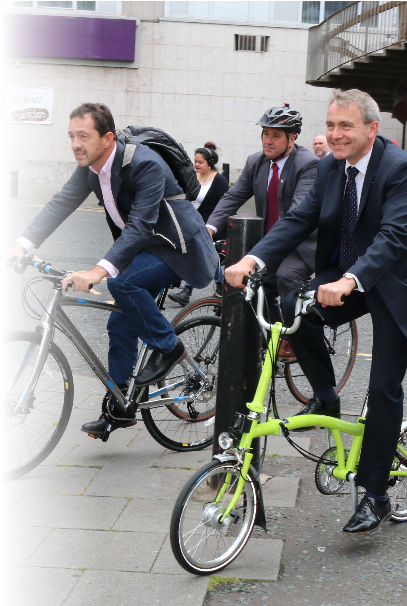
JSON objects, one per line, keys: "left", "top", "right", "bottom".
{"left": 245, "top": 147, "right": 374, "bottom": 292}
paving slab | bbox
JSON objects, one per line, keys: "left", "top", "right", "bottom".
{"left": 113, "top": 498, "right": 173, "bottom": 533}
{"left": 85, "top": 464, "right": 194, "bottom": 499}
{"left": 262, "top": 476, "right": 301, "bottom": 508}
{"left": 151, "top": 533, "right": 283, "bottom": 581}
{"left": 265, "top": 435, "right": 311, "bottom": 457}
{"left": 5, "top": 566, "right": 81, "bottom": 606}
{"left": 63, "top": 569, "right": 209, "bottom": 606}
{"left": 4, "top": 465, "right": 98, "bottom": 496}
{"left": 7, "top": 494, "right": 128, "bottom": 530}
{"left": 154, "top": 448, "right": 211, "bottom": 470}
{"left": 5, "top": 526, "right": 51, "bottom": 565}
{"left": 220, "top": 537, "right": 284, "bottom": 581}
{"left": 26, "top": 528, "right": 166, "bottom": 572}
{"left": 4, "top": 492, "right": 25, "bottom": 513}
{"left": 58, "top": 439, "right": 165, "bottom": 469}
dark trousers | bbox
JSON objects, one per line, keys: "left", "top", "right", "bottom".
{"left": 107, "top": 251, "right": 180, "bottom": 385}
{"left": 264, "top": 250, "right": 313, "bottom": 324}
{"left": 281, "top": 268, "right": 407, "bottom": 495}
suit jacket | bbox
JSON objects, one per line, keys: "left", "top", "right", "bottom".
{"left": 22, "top": 137, "right": 218, "bottom": 289}
{"left": 250, "top": 136, "right": 407, "bottom": 337}
{"left": 207, "top": 144, "right": 319, "bottom": 269}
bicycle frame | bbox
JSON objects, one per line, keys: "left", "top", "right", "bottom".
{"left": 13, "top": 281, "right": 205, "bottom": 415}
{"left": 216, "top": 285, "right": 407, "bottom": 523}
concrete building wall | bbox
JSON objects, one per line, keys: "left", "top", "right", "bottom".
{"left": 5, "top": 3, "right": 403, "bottom": 186}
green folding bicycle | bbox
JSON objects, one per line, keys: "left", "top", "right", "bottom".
{"left": 170, "top": 276, "right": 407, "bottom": 575}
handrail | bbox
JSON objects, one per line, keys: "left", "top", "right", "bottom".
{"left": 306, "top": 1, "right": 407, "bottom": 83}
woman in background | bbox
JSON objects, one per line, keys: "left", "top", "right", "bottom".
{"left": 169, "top": 142, "right": 229, "bottom": 306}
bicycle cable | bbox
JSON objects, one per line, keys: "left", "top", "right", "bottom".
{"left": 246, "top": 290, "right": 339, "bottom": 468}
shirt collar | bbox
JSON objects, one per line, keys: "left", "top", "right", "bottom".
{"left": 271, "top": 154, "right": 289, "bottom": 172}
{"left": 345, "top": 147, "right": 373, "bottom": 177}
{"left": 89, "top": 144, "right": 117, "bottom": 177}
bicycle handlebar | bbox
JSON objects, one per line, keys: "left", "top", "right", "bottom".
{"left": 243, "top": 273, "right": 317, "bottom": 335}
{"left": 12, "top": 255, "right": 93, "bottom": 289}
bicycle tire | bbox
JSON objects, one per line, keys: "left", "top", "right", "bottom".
{"left": 171, "top": 297, "right": 222, "bottom": 327}
{"left": 141, "top": 316, "right": 220, "bottom": 451}
{"left": 389, "top": 422, "right": 407, "bottom": 522}
{"left": 3, "top": 331, "right": 74, "bottom": 481}
{"left": 284, "top": 320, "right": 358, "bottom": 405}
{"left": 170, "top": 459, "right": 257, "bottom": 575}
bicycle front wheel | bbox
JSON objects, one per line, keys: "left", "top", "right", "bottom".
{"left": 3, "top": 331, "right": 74, "bottom": 481}
{"left": 170, "top": 459, "right": 257, "bottom": 575}
{"left": 141, "top": 316, "right": 220, "bottom": 451}
{"left": 284, "top": 320, "right": 358, "bottom": 405}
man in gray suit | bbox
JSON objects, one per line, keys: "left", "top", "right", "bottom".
{"left": 7, "top": 103, "right": 218, "bottom": 437}
{"left": 207, "top": 104, "right": 318, "bottom": 356}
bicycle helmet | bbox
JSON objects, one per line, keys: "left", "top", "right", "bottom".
{"left": 257, "top": 103, "right": 302, "bottom": 135}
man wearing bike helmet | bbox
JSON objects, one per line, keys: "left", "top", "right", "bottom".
{"left": 207, "top": 104, "right": 318, "bottom": 357}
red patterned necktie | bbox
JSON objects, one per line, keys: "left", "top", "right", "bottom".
{"left": 266, "top": 162, "right": 279, "bottom": 233}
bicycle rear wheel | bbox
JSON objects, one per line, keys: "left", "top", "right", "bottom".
{"left": 171, "top": 297, "right": 222, "bottom": 326}
{"left": 284, "top": 320, "right": 358, "bottom": 405}
{"left": 389, "top": 422, "right": 407, "bottom": 522}
{"left": 3, "top": 331, "right": 74, "bottom": 480}
{"left": 141, "top": 316, "right": 220, "bottom": 451}
{"left": 170, "top": 459, "right": 257, "bottom": 575}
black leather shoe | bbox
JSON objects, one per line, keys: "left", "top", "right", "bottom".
{"left": 168, "top": 286, "right": 193, "bottom": 306}
{"left": 81, "top": 388, "right": 136, "bottom": 440}
{"left": 291, "top": 396, "right": 340, "bottom": 432}
{"left": 343, "top": 495, "right": 392, "bottom": 535}
{"left": 134, "top": 338, "right": 186, "bottom": 386}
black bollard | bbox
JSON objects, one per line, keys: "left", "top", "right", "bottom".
{"left": 212, "top": 215, "right": 264, "bottom": 469}
{"left": 222, "top": 163, "right": 230, "bottom": 186}
{"left": 10, "top": 171, "right": 18, "bottom": 199}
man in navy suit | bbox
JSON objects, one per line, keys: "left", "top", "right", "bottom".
{"left": 7, "top": 103, "right": 218, "bottom": 437}
{"left": 226, "top": 89, "right": 407, "bottom": 535}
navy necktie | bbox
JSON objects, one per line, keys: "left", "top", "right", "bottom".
{"left": 339, "top": 166, "right": 359, "bottom": 272}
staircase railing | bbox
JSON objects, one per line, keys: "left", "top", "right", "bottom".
{"left": 307, "top": 1, "right": 407, "bottom": 83}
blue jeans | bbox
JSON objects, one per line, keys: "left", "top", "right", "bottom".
{"left": 107, "top": 251, "right": 180, "bottom": 385}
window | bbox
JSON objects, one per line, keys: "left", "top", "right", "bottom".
{"left": 235, "top": 34, "right": 269, "bottom": 52}
{"left": 274, "top": 1, "right": 300, "bottom": 23}
{"left": 15, "top": 1, "right": 97, "bottom": 7}
{"left": 324, "top": 1, "right": 354, "bottom": 20}
{"left": 302, "top": 1, "right": 320, "bottom": 24}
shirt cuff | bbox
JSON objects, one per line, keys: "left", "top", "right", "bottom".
{"left": 245, "top": 255, "right": 266, "bottom": 271}
{"left": 344, "top": 273, "right": 365, "bottom": 292}
{"left": 206, "top": 224, "right": 218, "bottom": 234}
{"left": 15, "top": 237, "right": 36, "bottom": 254}
{"left": 97, "top": 259, "right": 119, "bottom": 279}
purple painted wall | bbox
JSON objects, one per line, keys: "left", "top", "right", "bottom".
{"left": 5, "top": 13, "right": 136, "bottom": 61}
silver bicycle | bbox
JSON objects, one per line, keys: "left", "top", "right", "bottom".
{"left": 5, "top": 256, "right": 221, "bottom": 480}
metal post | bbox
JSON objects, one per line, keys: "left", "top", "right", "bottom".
{"left": 222, "top": 163, "right": 230, "bottom": 186}
{"left": 10, "top": 171, "right": 18, "bottom": 198}
{"left": 212, "top": 215, "right": 264, "bottom": 469}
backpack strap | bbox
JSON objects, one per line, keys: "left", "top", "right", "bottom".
{"left": 163, "top": 199, "right": 187, "bottom": 254}
{"left": 118, "top": 136, "right": 188, "bottom": 255}
{"left": 122, "top": 143, "right": 138, "bottom": 169}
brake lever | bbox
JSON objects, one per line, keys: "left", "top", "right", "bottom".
{"left": 304, "top": 302, "right": 324, "bottom": 322}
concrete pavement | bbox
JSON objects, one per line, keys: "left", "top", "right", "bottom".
{"left": 5, "top": 372, "right": 309, "bottom": 606}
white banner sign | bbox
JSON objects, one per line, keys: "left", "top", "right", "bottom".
{"left": 6, "top": 87, "right": 54, "bottom": 124}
